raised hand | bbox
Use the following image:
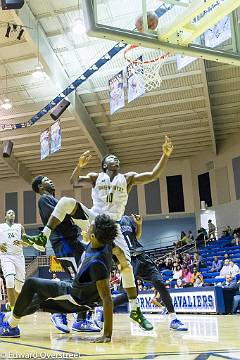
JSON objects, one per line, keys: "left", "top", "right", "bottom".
{"left": 78, "top": 150, "right": 92, "bottom": 168}
{"left": 132, "top": 214, "right": 142, "bottom": 226}
{"left": 162, "top": 136, "right": 173, "bottom": 158}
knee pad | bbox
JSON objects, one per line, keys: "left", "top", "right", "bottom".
{"left": 15, "top": 279, "right": 24, "bottom": 293}
{"left": 51, "top": 197, "right": 77, "bottom": 222}
{"left": 120, "top": 265, "right": 135, "bottom": 289}
{"left": 5, "top": 274, "right": 15, "bottom": 289}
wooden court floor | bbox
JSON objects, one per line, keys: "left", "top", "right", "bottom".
{"left": 0, "top": 313, "right": 240, "bottom": 360}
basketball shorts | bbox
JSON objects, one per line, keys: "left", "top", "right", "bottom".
{"left": 77, "top": 203, "right": 131, "bottom": 263}
{"left": 0, "top": 254, "right": 25, "bottom": 285}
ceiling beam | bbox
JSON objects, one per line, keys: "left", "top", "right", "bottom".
{"left": 14, "top": 3, "right": 108, "bottom": 159}
{"left": 0, "top": 144, "right": 33, "bottom": 184}
{"left": 197, "top": 60, "right": 216, "bottom": 154}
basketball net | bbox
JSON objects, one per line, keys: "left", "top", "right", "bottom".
{"left": 124, "top": 44, "right": 170, "bottom": 92}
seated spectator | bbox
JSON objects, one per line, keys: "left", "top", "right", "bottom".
{"left": 193, "top": 275, "right": 204, "bottom": 288}
{"left": 219, "top": 259, "right": 231, "bottom": 278}
{"left": 157, "top": 259, "right": 166, "bottom": 271}
{"left": 188, "top": 230, "right": 194, "bottom": 242}
{"left": 208, "top": 219, "right": 216, "bottom": 241}
{"left": 182, "top": 267, "right": 193, "bottom": 286}
{"left": 232, "top": 281, "right": 240, "bottom": 314}
{"left": 137, "top": 279, "right": 144, "bottom": 292}
{"left": 172, "top": 265, "right": 182, "bottom": 280}
{"left": 165, "top": 258, "right": 173, "bottom": 270}
{"left": 110, "top": 270, "right": 121, "bottom": 291}
{"left": 195, "top": 228, "right": 207, "bottom": 249}
{"left": 191, "top": 267, "right": 204, "bottom": 286}
{"left": 210, "top": 256, "right": 223, "bottom": 272}
{"left": 176, "top": 231, "right": 189, "bottom": 248}
{"left": 230, "top": 260, "right": 240, "bottom": 277}
{"left": 175, "top": 278, "right": 184, "bottom": 289}
{"left": 221, "top": 274, "right": 237, "bottom": 288}
{"left": 222, "top": 225, "right": 233, "bottom": 237}
{"left": 224, "top": 253, "right": 230, "bottom": 260}
{"left": 192, "top": 252, "right": 201, "bottom": 270}
{"left": 182, "top": 253, "right": 193, "bottom": 269}
{"left": 231, "top": 232, "right": 240, "bottom": 246}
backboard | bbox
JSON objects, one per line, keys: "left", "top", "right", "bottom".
{"left": 83, "top": 0, "right": 240, "bottom": 66}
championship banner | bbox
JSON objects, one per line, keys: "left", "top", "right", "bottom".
{"left": 50, "top": 120, "right": 61, "bottom": 154}
{"left": 204, "top": 16, "right": 231, "bottom": 48}
{"left": 109, "top": 71, "right": 125, "bottom": 115}
{"left": 50, "top": 256, "right": 63, "bottom": 272}
{"left": 127, "top": 57, "right": 145, "bottom": 103}
{"left": 40, "top": 128, "right": 50, "bottom": 160}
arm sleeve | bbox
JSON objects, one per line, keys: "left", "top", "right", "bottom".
{"left": 89, "top": 262, "right": 109, "bottom": 282}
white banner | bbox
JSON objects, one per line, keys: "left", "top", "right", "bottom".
{"left": 170, "top": 290, "right": 217, "bottom": 313}
{"left": 204, "top": 16, "right": 231, "bottom": 48}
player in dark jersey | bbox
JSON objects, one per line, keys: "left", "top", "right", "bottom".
{"left": 0, "top": 215, "right": 117, "bottom": 343}
{"left": 113, "top": 214, "right": 188, "bottom": 331}
{"left": 28, "top": 175, "right": 99, "bottom": 333}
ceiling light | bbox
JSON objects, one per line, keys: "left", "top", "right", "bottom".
{"left": 72, "top": 18, "right": 86, "bottom": 35}
{"left": 1, "top": 99, "right": 12, "bottom": 110}
{"left": 32, "top": 65, "right": 46, "bottom": 79}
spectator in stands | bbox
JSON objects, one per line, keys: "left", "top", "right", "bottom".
{"left": 175, "top": 279, "right": 184, "bottom": 289}
{"left": 137, "top": 279, "right": 144, "bottom": 292}
{"left": 182, "top": 267, "right": 193, "bottom": 286}
{"left": 231, "top": 232, "right": 240, "bottom": 246}
{"left": 193, "top": 275, "right": 204, "bottom": 288}
{"left": 176, "top": 232, "right": 189, "bottom": 248}
{"left": 175, "top": 253, "right": 183, "bottom": 264}
{"left": 208, "top": 220, "right": 216, "bottom": 241}
{"left": 165, "top": 258, "right": 173, "bottom": 270}
{"left": 221, "top": 274, "right": 237, "bottom": 288}
{"left": 191, "top": 267, "right": 204, "bottom": 286}
{"left": 182, "top": 253, "right": 192, "bottom": 269}
{"left": 110, "top": 270, "right": 121, "bottom": 291}
{"left": 195, "top": 228, "right": 207, "bottom": 249}
{"left": 224, "top": 253, "right": 230, "bottom": 260}
{"left": 188, "top": 230, "right": 194, "bottom": 242}
{"left": 210, "top": 256, "right": 223, "bottom": 272}
{"left": 219, "top": 259, "right": 231, "bottom": 278}
{"left": 192, "top": 252, "right": 201, "bottom": 270}
{"left": 172, "top": 265, "right": 182, "bottom": 280}
{"left": 157, "top": 259, "right": 166, "bottom": 272}
{"left": 232, "top": 281, "right": 240, "bottom": 314}
{"left": 230, "top": 260, "right": 240, "bottom": 277}
{"left": 222, "top": 225, "right": 233, "bottom": 237}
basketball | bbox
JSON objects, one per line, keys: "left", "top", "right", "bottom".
{"left": 135, "top": 11, "right": 159, "bottom": 32}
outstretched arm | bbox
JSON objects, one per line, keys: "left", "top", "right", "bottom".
{"left": 70, "top": 150, "right": 98, "bottom": 186}
{"left": 95, "top": 278, "right": 113, "bottom": 343}
{"left": 132, "top": 214, "right": 143, "bottom": 240}
{"left": 126, "top": 136, "right": 173, "bottom": 186}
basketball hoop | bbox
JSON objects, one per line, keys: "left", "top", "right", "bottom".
{"left": 124, "top": 44, "right": 170, "bottom": 92}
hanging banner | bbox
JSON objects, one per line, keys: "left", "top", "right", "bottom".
{"left": 40, "top": 128, "right": 50, "bottom": 160}
{"left": 109, "top": 71, "right": 125, "bottom": 115}
{"left": 50, "top": 256, "right": 63, "bottom": 272}
{"left": 204, "top": 16, "right": 231, "bottom": 48}
{"left": 127, "top": 56, "right": 145, "bottom": 103}
{"left": 50, "top": 121, "right": 61, "bottom": 154}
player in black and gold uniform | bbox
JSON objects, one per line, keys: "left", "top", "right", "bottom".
{"left": 0, "top": 215, "right": 117, "bottom": 343}
{"left": 113, "top": 214, "right": 188, "bottom": 331}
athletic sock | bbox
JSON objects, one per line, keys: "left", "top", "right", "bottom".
{"left": 8, "top": 314, "right": 20, "bottom": 328}
{"left": 169, "top": 313, "right": 177, "bottom": 321}
{"left": 129, "top": 299, "right": 138, "bottom": 312}
{"left": 4, "top": 311, "right": 12, "bottom": 321}
{"left": 42, "top": 226, "right": 51, "bottom": 240}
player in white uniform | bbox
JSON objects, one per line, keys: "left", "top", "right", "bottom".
{"left": 0, "top": 210, "right": 26, "bottom": 309}
{"left": 23, "top": 136, "right": 173, "bottom": 331}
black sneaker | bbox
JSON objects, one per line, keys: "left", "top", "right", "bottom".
{"left": 22, "top": 233, "right": 47, "bottom": 251}
{"left": 129, "top": 307, "right": 153, "bottom": 331}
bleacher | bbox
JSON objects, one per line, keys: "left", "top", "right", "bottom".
{"left": 147, "top": 234, "right": 240, "bottom": 287}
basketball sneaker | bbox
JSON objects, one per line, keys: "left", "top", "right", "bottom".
{"left": 0, "top": 322, "right": 20, "bottom": 338}
{"left": 22, "top": 232, "right": 47, "bottom": 252}
{"left": 170, "top": 319, "right": 188, "bottom": 331}
{"left": 0, "top": 312, "right": 5, "bottom": 325}
{"left": 94, "top": 306, "right": 103, "bottom": 330}
{"left": 130, "top": 307, "right": 153, "bottom": 331}
{"left": 72, "top": 319, "right": 101, "bottom": 332}
{"left": 51, "top": 313, "right": 70, "bottom": 334}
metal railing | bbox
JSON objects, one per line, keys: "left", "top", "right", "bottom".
{"left": 26, "top": 256, "right": 50, "bottom": 278}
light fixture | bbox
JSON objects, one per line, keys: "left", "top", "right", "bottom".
{"left": 32, "top": 65, "right": 45, "bottom": 79}
{"left": 17, "top": 27, "right": 24, "bottom": 40}
{"left": 32, "top": 22, "right": 46, "bottom": 79}
{"left": 5, "top": 23, "right": 11, "bottom": 38}
{"left": 1, "top": 98, "right": 12, "bottom": 110}
{"left": 72, "top": 0, "right": 85, "bottom": 36}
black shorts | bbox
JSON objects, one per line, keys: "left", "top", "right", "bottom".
{"left": 131, "top": 253, "right": 161, "bottom": 283}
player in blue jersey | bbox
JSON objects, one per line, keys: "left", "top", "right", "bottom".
{"left": 28, "top": 175, "right": 99, "bottom": 333}
{"left": 113, "top": 214, "right": 188, "bottom": 331}
{"left": 0, "top": 215, "right": 117, "bottom": 343}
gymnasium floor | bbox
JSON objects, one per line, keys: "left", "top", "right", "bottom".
{"left": 0, "top": 313, "right": 239, "bottom": 359}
